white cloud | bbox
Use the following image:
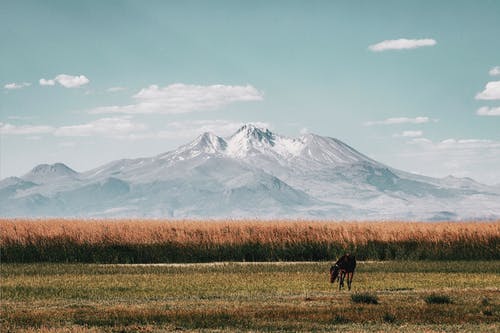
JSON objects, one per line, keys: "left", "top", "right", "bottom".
{"left": 364, "top": 116, "right": 432, "bottom": 126}
{"left": 394, "top": 130, "right": 423, "bottom": 138}
{"left": 369, "top": 38, "right": 437, "bottom": 52}
{"left": 55, "top": 74, "right": 89, "bottom": 88}
{"left": 410, "top": 138, "right": 432, "bottom": 144}
{"left": 54, "top": 117, "right": 146, "bottom": 137}
{"left": 476, "top": 106, "right": 500, "bottom": 116}
{"left": 156, "top": 120, "right": 272, "bottom": 140}
{"left": 0, "top": 122, "right": 54, "bottom": 135}
{"left": 402, "top": 137, "right": 500, "bottom": 183}
{"left": 89, "top": 83, "right": 264, "bottom": 114}
{"left": 475, "top": 81, "right": 500, "bottom": 100}
{"left": 437, "top": 138, "right": 500, "bottom": 147}
{"left": 409, "top": 137, "right": 500, "bottom": 149}
{"left": 39, "top": 78, "right": 55, "bottom": 86}
{"left": 39, "top": 74, "right": 89, "bottom": 88}
{"left": 107, "top": 87, "right": 126, "bottom": 92}
{"left": 4, "top": 82, "right": 31, "bottom": 90}
{"left": 489, "top": 66, "right": 500, "bottom": 76}
{"left": 1, "top": 117, "right": 147, "bottom": 139}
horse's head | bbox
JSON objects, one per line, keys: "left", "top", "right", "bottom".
{"left": 329, "top": 265, "right": 340, "bottom": 283}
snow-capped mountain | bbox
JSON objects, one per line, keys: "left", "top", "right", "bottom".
{"left": 1, "top": 124, "right": 499, "bottom": 220}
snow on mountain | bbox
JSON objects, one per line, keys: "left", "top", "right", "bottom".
{"left": 167, "top": 131, "right": 228, "bottom": 158}
{"left": 1, "top": 124, "right": 499, "bottom": 219}
{"left": 224, "top": 124, "right": 375, "bottom": 166}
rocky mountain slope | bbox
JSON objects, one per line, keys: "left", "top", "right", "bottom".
{"left": 1, "top": 124, "right": 499, "bottom": 220}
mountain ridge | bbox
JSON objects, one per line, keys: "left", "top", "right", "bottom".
{"left": 1, "top": 124, "right": 499, "bottom": 220}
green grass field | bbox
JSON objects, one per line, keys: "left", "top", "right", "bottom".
{"left": 1, "top": 261, "right": 499, "bottom": 332}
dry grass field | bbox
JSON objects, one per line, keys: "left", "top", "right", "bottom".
{"left": 1, "top": 219, "right": 499, "bottom": 262}
{"left": 1, "top": 220, "right": 499, "bottom": 331}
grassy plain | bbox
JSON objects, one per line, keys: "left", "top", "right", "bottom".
{"left": 1, "top": 261, "right": 499, "bottom": 332}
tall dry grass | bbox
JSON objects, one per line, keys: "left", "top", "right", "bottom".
{"left": 1, "top": 219, "right": 499, "bottom": 262}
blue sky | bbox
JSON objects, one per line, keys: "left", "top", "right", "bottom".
{"left": 1, "top": 0, "right": 500, "bottom": 184}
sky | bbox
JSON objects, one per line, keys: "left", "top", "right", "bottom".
{"left": 1, "top": 0, "right": 500, "bottom": 184}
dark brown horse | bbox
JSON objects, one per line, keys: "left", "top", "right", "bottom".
{"left": 329, "top": 254, "right": 356, "bottom": 290}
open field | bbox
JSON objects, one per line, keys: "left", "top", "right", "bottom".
{"left": 1, "top": 219, "right": 499, "bottom": 262}
{"left": 1, "top": 261, "right": 499, "bottom": 332}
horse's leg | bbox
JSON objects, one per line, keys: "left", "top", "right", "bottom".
{"left": 347, "top": 271, "right": 354, "bottom": 290}
{"left": 339, "top": 271, "right": 345, "bottom": 290}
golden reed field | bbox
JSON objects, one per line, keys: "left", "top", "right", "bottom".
{"left": 1, "top": 219, "right": 499, "bottom": 262}
{"left": 1, "top": 219, "right": 499, "bottom": 247}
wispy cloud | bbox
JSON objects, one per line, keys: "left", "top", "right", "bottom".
{"left": 369, "top": 38, "right": 437, "bottom": 52}
{"left": 39, "top": 78, "right": 55, "bottom": 86}
{"left": 54, "top": 117, "right": 146, "bottom": 137}
{"left": 409, "top": 137, "right": 500, "bottom": 151}
{"left": 476, "top": 106, "right": 500, "bottom": 116}
{"left": 156, "top": 120, "right": 272, "bottom": 140}
{"left": 39, "top": 74, "right": 90, "bottom": 88}
{"left": 4, "top": 82, "right": 31, "bottom": 90}
{"left": 475, "top": 81, "right": 500, "bottom": 100}
{"left": 0, "top": 122, "right": 54, "bottom": 135}
{"left": 489, "top": 66, "right": 500, "bottom": 76}
{"left": 410, "top": 138, "right": 432, "bottom": 144}
{"left": 89, "top": 83, "right": 263, "bottom": 115}
{"left": 393, "top": 130, "right": 423, "bottom": 138}
{"left": 364, "top": 116, "right": 433, "bottom": 126}
{"left": 404, "top": 137, "right": 500, "bottom": 183}
{"left": 107, "top": 86, "right": 126, "bottom": 92}
{"left": 1, "top": 117, "right": 147, "bottom": 139}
